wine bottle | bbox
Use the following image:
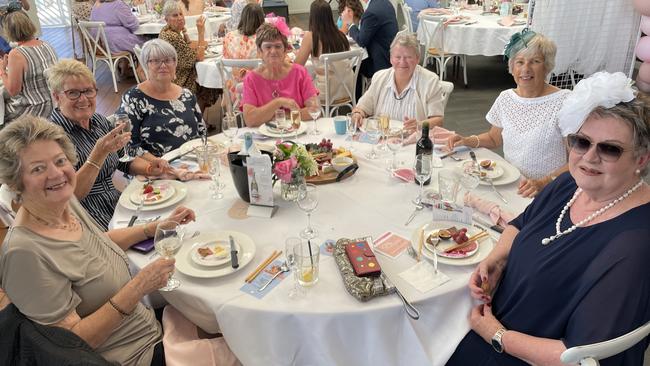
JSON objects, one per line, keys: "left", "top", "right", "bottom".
{"left": 415, "top": 122, "right": 433, "bottom": 185}
{"left": 250, "top": 171, "right": 259, "bottom": 201}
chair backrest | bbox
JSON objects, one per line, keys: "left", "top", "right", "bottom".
{"left": 133, "top": 44, "right": 148, "bottom": 79}
{"left": 439, "top": 80, "right": 454, "bottom": 111}
{"left": 216, "top": 58, "right": 263, "bottom": 123}
{"left": 318, "top": 48, "right": 365, "bottom": 117}
{"left": 77, "top": 21, "right": 113, "bottom": 61}
{"left": 400, "top": 2, "right": 414, "bottom": 33}
{"left": 560, "top": 321, "right": 650, "bottom": 365}
{"left": 421, "top": 16, "right": 447, "bottom": 57}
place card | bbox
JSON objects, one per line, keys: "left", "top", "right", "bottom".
{"left": 431, "top": 200, "right": 473, "bottom": 225}
{"left": 239, "top": 259, "right": 288, "bottom": 299}
{"left": 373, "top": 231, "right": 411, "bottom": 259}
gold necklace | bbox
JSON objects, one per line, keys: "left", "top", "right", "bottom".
{"left": 23, "top": 206, "right": 81, "bottom": 232}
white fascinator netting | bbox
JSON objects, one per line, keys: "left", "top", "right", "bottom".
{"left": 558, "top": 71, "right": 636, "bottom": 136}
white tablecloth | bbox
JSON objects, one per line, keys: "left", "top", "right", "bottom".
{"left": 113, "top": 120, "right": 532, "bottom": 366}
{"left": 416, "top": 10, "right": 526, "bottom": 56}
{"left": 134, "top": 13, "right": 231, "bottom": 36}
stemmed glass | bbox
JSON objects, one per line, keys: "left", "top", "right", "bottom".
{"left": 296, "top": 183, "right": 319, "bottom": 239}
{"left": 285, "top": 237, "right": 305, "bottom": 299}
{"left": 386, "top": 127, "right": 404, "bottom": 171}
{"left": 290, "top": 109, "right": 301, "bottom": 142}
{"left": 222, "top": 115, "right": 238, "bottom": 148}
{"left": 307, "top": 104, "right": 321, "bottom": 135}
{"left": 459, "top": 172, "right": 480, "bottom": 204}
{"left": 275, "top": 109, "right": 289, "bottom": 138}
{"left": 377, "top": 114, "right": 390, "bottom": 152}
{"left": 346, "top": 113, "right": 357, "bottom": 151}
{"left": 208, "top": 150, "right": 225, "bottom": 199}
{"left": 154, "top": 221, "right": 184, "bottom": 291}
{"left": 113, "top": 113, "right": 135, "bottom": 162}
{"left": 364, "top": 118, "right": 381, "bottom": 159}
{"left": 413, "top": 154, "right": 432, "bottom": 204}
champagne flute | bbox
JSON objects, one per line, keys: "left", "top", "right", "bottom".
{"left": 386, "top": 127, "right": 404, "bottom": 171}
{"left": 345, "top": 113, "right": 357, "bottom": 151}
{"left": 154, "top": 220, "right": 183, "bottom": 291}
{"left": 364, "top": 118, "right": 380, "bottom": 159}
{"left": 222, "top": 115, "right": 238, "bottom": 147}
{"left": 413, "top": 154, "right": 432, "bottom": 204}
{"left": 308, "top": 105, "right": 321, "bottom": 135}
{"left": 377, "top": 114, "right": 390, "bottom": 152}
{"left": 285, "top": 237, "right": 305, "bottom": 299}
{"left": 208, "top": 149, "right": 224, "bottom": 199}
{"left": 296, "top": 183, "right": 319, "bottom": 239}
{"left": 290, "top": 109, "right": 301, "bottom": 142}
{"left": 113, "top": 113, "right": 135, "bottom": 162}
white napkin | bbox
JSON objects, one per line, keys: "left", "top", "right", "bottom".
{"left": 399, "top": 261, "right": 450, "bottom": 293}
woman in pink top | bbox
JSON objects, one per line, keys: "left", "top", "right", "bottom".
{"left": 242, "top": 23, "right": 319, "bottom": 127}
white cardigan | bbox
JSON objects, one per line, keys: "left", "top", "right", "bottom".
{"left": 356, "top": 65, "right": 445, "bottom": 121}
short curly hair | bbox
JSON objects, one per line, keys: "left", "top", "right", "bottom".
{"left": 0, "top": 115, "right": 78, "bottom": 192}
{"left": 47, "top": 59, "right": 96, "bottom": 94}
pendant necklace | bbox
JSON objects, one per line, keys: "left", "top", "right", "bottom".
{"left": 541, "top": 180, "right": 644, "bottom": 245}
{"left": 23, "top": 206, "right": 81, "bottom": 232}
{"left": 272, "top": 80, "right": 280, "bottom": 98}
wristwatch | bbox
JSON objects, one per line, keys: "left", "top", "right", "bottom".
{"left": 491, "top": 327, "right": 507, "bottom": 353}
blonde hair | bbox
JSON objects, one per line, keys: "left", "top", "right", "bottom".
{"left": 0, "top": 115, "right": 78, "bottom": 192}
{"left": 507, "top": 34, "right": 557, "bottom": 76}
{"left": 390, "top": 32, "right": 421, "bottom": 58}
{"left": 47, "top": 59, "right": 96, "bottom": 93}
{"left": 3, "top": 10, "right": 36, "bottom": 42}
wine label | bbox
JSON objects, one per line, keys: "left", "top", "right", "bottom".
{"left": 246, "top": 155, "right": 274, "bottom": 207}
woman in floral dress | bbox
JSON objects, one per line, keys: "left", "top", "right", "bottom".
{"left": 118, "top": 39, "right": 206, "bottom": 158}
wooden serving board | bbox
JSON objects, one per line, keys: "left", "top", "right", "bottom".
{"left": 306, "top": 157, "right": 358, "bottom": 185}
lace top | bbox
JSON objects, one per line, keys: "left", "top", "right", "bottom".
{"left": 486, "top": 89, "right": 570, "bottom": 180}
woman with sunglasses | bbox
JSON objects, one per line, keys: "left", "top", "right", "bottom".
{"left": 448, "top": 72, "right": 650, "bottom": 366}
{"left": 446, "top": 30, "right": 569, "bottom": 198}
{"left": 48, "top": 59, "right": 167, "bottom": 230}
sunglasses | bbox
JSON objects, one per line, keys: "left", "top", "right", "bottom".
{"left": 567, "top": 133, "right": 632, "bottom": 162}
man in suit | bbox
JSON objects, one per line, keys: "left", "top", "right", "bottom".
{"left": 342, "top": 0, "right": 398, "bottom": 96}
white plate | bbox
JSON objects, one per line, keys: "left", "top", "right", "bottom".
{"left": 175, "top": 231, "right": 256, "bottom": 278}
{"left": 258, "top": 123, "right": 308, "bottom": 138}
{"left": 129, "top": 181, "right": 176, "bottom": 206}
{"left": 460, "top": 160, "right": 505, "bottom": 180}
{"left": 190, "top": 237, "right": 241, "bottom": 267}
{"left": 359, "top": 119, "right": 404, "bottom": 132}
{"left": 164, "top": 137, "right": 223, "bottom": 161}
{"left": 453, "top": 154, "right": 520, "bottom": 186}
{"left": 119, "top": 180, "right": 188, "bottom": 211}
{"left": 411, "top": 221, "right": 494, "bottom": 266}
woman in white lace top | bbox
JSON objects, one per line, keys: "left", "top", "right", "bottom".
{"left": 447, "top": 30, "right": 569, "bottom": 198}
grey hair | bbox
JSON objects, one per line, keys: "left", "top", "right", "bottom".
{"left": 390, "top": 32, "right": 420, "bottom": 58}
{"left": 162, "top": 0, "right": 183, "bottom": 17}
{"left": 507, "top": 34, "right": 557, "bottom": 76}
{"left": 140, "top": 38, "right": 178, "bottom": 72}
{"left": 585, "top": 93, "right": 650, "bottom": 175}
{"left": 0, "top": 114, "right": 78, "bottom": 192}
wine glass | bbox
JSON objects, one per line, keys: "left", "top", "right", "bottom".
{"left": 460, "top": 171, "right": 480, "bottom": 204}
{"left": 275, "top": 109, "right": 289, "bottom": 137}
{"left": 154, "top": 220, "right": 184, "bottom": 291}
{"left": 285, "top": 237, "right": 305, "bottom": 299}
{"left": 296, "top": 183, "right": 319, "bottom": 239}
{"left": 377, "top": 114, "right": 390, "bottom": 152}
{"left": 222, "top": 115, "right": 238, "bottom": 147}
{"left": 308, "top": 104, "right": 321, "bottom": 135}
{"left": 364, "top": 118, "right": 380, "bottom": 159}
{"left": 413, "top": 154, "right": 432, "bottom": 204}
{"left": 345, "top": 113, "right": 357, "bottom": 151}
{"left": 113, "top": 113, "right": 135, "bottom": 162}
{"left": 290, "top": 109, "right": 301, "bottom": 142}
{"left": 386, "top": 127, "right": 404, "bottom": 171}
{"left": 208, "top": 149, "right": 225, "bottom": 199}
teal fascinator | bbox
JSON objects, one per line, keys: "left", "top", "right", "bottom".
{"left": 503, "top": 28, "right": 536, "bottom": 61}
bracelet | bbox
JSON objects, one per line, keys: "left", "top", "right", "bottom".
{"left": 86, "top": 159, "right": 101, "bottom": 170}
{"left": 108, "top": 298, "right": 132, "bottom": 318}
{"left": 142, "top": 222, "right": 153, "bottom": 238}
{"left": 469, "top": 135, "right": 480, "bottom": 148}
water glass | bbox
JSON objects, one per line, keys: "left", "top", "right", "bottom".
{"left": 113, "top": 113, "right": 135, "bottom": 162}
{"left": 208, "top": 149, "right": 225, "bottom": 199}
{"left": 222, "top": 115, "right": 238, "bottom": 147}
{"left": 364, "top": 118, "right": 380, "bottom": 159}
{"left": 154, "top": 221, "right": 183, "bottom": 291}
{"left": 308, "top": 104, "right": 321, "bottom": 135}
{"left": 459, "top": 172, "right": 480, "bottom": 204}
{"left": 285, "top": 237, "right": 305, "bottom": 299}
{"left": 413, "top": 154, "right": 432, "bottom": 204}
{"left": 438, "top": 168, "right": 461, "bottom": 204}
{"left": 296, "top": 183, "right": 318, "bottom": 239}
{"left": 275, "top": 109, "right": 289, "bottom": 136}
{"left": 293, "top": 240, "right": 320, "bottom": 287}
{"left": 386, "top": 127, "right": 404, "bottom": 170}
{"left": 346, "top": 113, "right": 357, "bottom": 151}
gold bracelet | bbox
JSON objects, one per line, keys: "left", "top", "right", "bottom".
{"left": 86, "top": 159, "right": 101, "bottom": 170}
{"left": 142, "top": 223, "right": 153, "bottom": 238}
{"left": 470, "top": 135, "right": 480, "bottom": 148}
{"left": 108, "top": 298, "right": 132, "bottom": 318}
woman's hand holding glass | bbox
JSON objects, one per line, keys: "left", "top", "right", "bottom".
{"left": 97, "top": 123, "right": 130, "bottom": 158}
{"left": 111, "top": 114, "right": 136, "bottom": 162}
{"left": 154, "top": 220, "right": 184, "bottom": 291}
{"left": 133, "top": 257, "right": 177, "bottom": 295}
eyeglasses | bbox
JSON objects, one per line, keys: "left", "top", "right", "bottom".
{"left": 566, "top": 133, "right": 632, "bottom": 162}
{"left": 260, "top": 43, "right": 285, "bottom": 52}
{"left": 147, "top": 58, "right": 176, "bottom": 67}
{"left": 61, "top": 88, "right": 97, "bottom": 100}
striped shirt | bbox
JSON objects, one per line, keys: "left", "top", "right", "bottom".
{"left": 376, "top": 68, "right": 418, "bottom": 121}
{"left": 4, "top": 42, "right": 58, "bottom": 123}
{"left": 51, "top": 109, "right": 132, "bottom": 230}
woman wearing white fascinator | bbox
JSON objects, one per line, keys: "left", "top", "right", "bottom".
{"left": 447, "top": 71, "right": 650, "bottom": 366}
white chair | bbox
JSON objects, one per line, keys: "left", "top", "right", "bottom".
{"left": 560, "top": 321, "right": 650, "bottom": 366}
{"left": 77, "top": 21, "right": 141, "bottom": 93}
{"left": 318, "top": 48, "right": 364, "bottom": 117}
{"left": 216, "top": 58, "right": 263, "bottom": 126}
{"left": 133, "top": 44, "right": 148, "bottom": 80}
{"left": 439, "top": 80, "right": 454, "bottom": 111}
{"left": 421, "top": 17, "right": 467, "bottom": 87}
{"left": 399, "top": 1, "right": 414, "bottom": 33}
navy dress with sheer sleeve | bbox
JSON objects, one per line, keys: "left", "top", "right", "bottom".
{"left": 447, "top": 172, "right": 650, "bottom": 366}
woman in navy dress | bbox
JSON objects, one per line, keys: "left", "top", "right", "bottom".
{"left": 447, "top": 72, "right": 650, "bottom": 366}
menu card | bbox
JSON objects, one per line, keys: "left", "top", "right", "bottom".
{"left": 430, "top": 200, "right": 473, "bottom": 225}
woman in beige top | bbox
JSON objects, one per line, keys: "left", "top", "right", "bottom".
{"left": 0, "top": 115, "right": 196, "bottom": 366}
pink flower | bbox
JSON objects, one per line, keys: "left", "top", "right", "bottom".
{"left": 274, "top": 156, "right": 298, "bottom": 183}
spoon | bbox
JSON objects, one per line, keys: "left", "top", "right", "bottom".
{"left": 405, "top": 203, "right": 424, "bottom": 226}
{"left": 258, "top": 262, "right": 290, "bottom": 292}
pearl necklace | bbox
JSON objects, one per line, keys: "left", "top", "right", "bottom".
{"left": 23, "top": 206, "right": 81, "bottom": 232}
{"left": 542, "top": 180, "right": 644, "bottom": 245}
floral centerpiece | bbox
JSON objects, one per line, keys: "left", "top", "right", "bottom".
{"left": 273, "top": 142, "right": 318, "bottom": 200}
{"left": 152, "top": 0, "right": 165, "bottom": 15}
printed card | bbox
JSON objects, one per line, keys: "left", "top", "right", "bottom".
{"left": 373, "top": 231, "right": 411, "bottom": 259}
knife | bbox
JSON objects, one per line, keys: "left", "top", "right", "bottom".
{"left": 473, "top": 214, "right": 505, "bottom": 233}
{"left": 470, "top": 151, "right": 508, "bottom": 204}
{"left": 439, "top": 150, "right": 457, "bottom": 160}
{"left": 380, "top": 272, "right": 420, "bottom": 320}
{"left": 128, "top": 196, "right": 145, "bottom": 227}
{"left": 167, "top": 149, "right": 194, "bottom": 163}
{"left": 229, "top": 235, "right": 239, "bottom": 269}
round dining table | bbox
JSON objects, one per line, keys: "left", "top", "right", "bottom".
{"left": 416, "top": 8, "right": 527, "bottom": 56}
{"left": 113, "top": 119, "right": 532, "bottom": 366}
{"left": 134, "top": 12, "right": 231, "bottom": 36}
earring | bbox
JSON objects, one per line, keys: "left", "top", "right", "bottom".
{"left": 636, "top": 169, "right": 641, "bottom": 175}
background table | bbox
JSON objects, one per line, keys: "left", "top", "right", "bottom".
{"left": 114, "top": 120, "right": 532, "bottom": 366}
{"left": 135, "top": 13, "right": 231, "bottom": 36}
{"left": 416, "top": 9, "right": 526, "bottom": 56}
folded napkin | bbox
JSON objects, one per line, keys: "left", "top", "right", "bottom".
{"left": 399, "top": 261, "right": 449, "bottom": 293}
{"left": 139, "top": 167, "right": 211, "bottom": 182}
{"left": 463, "top": 192, "right": 515, "bottom": 227}
{"left": 420, "top": 8, "right": 453, "bottom": 17}
{"left": 404, "top": 126, "right": 456, "bottom": 145}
